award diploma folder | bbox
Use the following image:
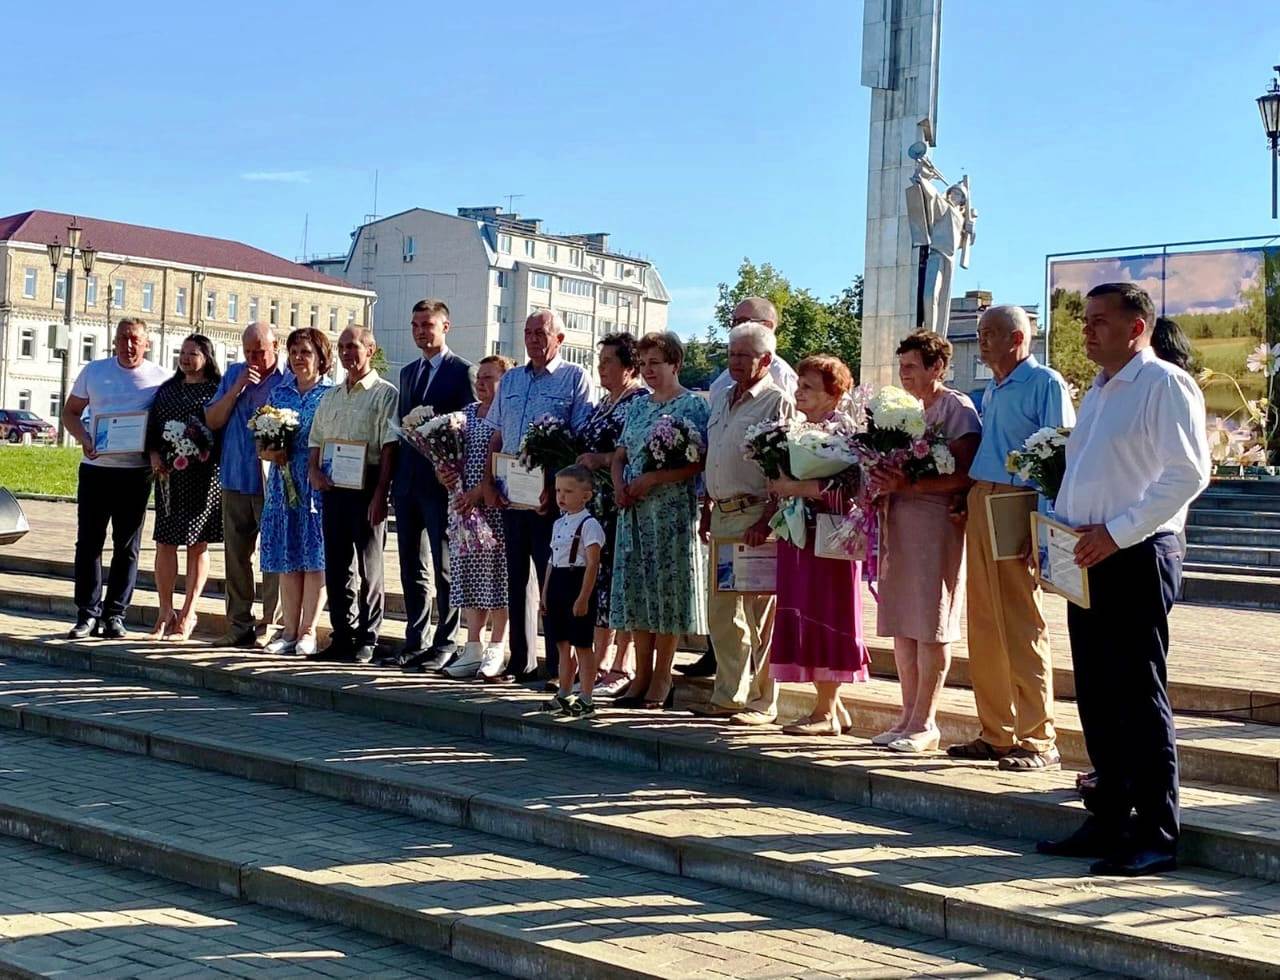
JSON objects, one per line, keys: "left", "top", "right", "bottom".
{"left": 1031, "top": 513, "right": 1091, "bottom": 609}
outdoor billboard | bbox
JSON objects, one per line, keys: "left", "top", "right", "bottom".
{"left": 1048, "top": 242, "right": 1280, "bottom": 467}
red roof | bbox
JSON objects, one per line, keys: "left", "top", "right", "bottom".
{"left": 0, "top": 210, "right": 355, "bottom": 290}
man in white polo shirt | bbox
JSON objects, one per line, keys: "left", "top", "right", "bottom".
{"left": 61, "top": 318, "right": 169, "bottom": 640}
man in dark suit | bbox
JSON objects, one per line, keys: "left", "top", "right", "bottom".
{"left": 381, "top": 299, "right": 476, "bottom": 671}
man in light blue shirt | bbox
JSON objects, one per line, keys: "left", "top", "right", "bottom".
{"left": 204, "top": 322, "right": 287, "bottom": 646}
{"left": 947, "top": 305, "right": 1075, "bottom": 773}
{"left": 484, "top": 310, "right": 593, "bottom": 680}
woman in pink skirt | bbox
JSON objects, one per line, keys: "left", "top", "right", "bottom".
{"left": 766, "top": 355, "right": 868, "bottom": 736}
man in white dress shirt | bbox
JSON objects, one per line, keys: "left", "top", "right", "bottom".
{"left": 1036, "top": 282, "right": 1209, "bottom": 877}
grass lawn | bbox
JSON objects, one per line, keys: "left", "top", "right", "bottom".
{"left": 0, "top": 446, "right": 83, "bottom": 497}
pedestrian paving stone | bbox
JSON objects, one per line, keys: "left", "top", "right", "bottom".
{"left": 0, "top": 725, "right": 1128, "bottom": 979}
{"left": 0, "top": 833, "right": 494, "bottom": 977}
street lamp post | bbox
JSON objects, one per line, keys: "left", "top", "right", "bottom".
{"left": 1258, "top": 66, "right": 1280, "bottom": 219}
{"left": 45, "top": 219, "right": 97, "bottom": 445}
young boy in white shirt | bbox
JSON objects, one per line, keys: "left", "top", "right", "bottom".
{"left": 540, "top": 465, "right": 605, "bottom": 718}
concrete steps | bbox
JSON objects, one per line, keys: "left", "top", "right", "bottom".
{"left": 2, "top": 559, "right": 1277, "bottom": 724}
{"left": 0, "top": 727, "right": 1116, "bottom": 980}
{"left": 1186, "top": 543, "right": 1280, "bottom": 568}
{"left": 1189, "top": 508, "right": 1280, "bottom": 531}
{"left": 0, "top": 613, "right": 1278, "bottom": 889}
{"left": 1186, "top": 526, "right": 1280, "bottom": 548}
{"left": 0, "top": 834, "right": 483, "bottom": 978}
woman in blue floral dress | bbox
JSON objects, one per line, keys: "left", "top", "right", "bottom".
{"left": 260, "top": 328, "right": 333, "bottom": 658}
{"left": 609, "top": 332, "right": 710, "bottom": 709}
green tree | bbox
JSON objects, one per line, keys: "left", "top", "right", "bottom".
{"left": 370, "top": 346, "right": 390, "bottom": 375}
{"left": 1047, "top": 288, "right": 1093, "bottom": 401}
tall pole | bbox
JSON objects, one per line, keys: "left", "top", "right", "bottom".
{"left": 1271, "top": 138, "right": 1278, "bottom": 220}
{"left": 56, "top": 260, "right": 74, "bottom": 445}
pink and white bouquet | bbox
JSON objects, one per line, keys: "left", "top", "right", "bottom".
{"left": 640, "top": 414, "right": 704, "bottom": 471}
{"left": 157, "top": 417, "right": 215, "bottom": 515}
{"left": 741, "top": 418, "right": 795, "bottom": 479}
{"left": 518, "top": 413, "right": 582, "bottom": 474}
{"left": 401, "top": 410, "right": 498, "bottom": 556}
{"left": 248, "top": 405, "right": 301, "bottom": 506}
{"left": 851, "top": 385, "right": 955, "bottom": 482}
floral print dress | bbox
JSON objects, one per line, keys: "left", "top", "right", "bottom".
{"left": 608, "top": 391, "right": 710, "bottom": 635}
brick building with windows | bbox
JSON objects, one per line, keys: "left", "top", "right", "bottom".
{"left": 309, "top": 206, "right": 669, "bottom": 379}
{"left": 0, "top": 210, "right": 374, "bottom": 420}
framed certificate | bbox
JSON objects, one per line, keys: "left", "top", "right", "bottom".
{"left": 92, "top": 411, "right": 148, "bottom": 456}
{"left": 713, "top": 538, "right": 777, "bottom": 594}
{"left": 1031, "top": 513, "right": 1091, "bottom": 608}
{"left": 986, "top": 490, "right": 1038, "bottom": 561}
{"left": 323, "top": 440, "right": 367, "bottom": 489}
{"left": 495, "top": 453, "right": 544, "bottom": 510}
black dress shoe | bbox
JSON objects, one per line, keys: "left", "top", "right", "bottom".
{"left": 1090, "top": 848, "right": 1177, "bottom": 877}
{"left": 307, "top": 642, "right": 353, "bottom": 663}
{"left": 377, "top": 649, "right": 421, "bottom": 668}
{"left": 677, "top": 650, "right": 716, "bottom": 678}
{"left": 1036, "top": 818, "right": 1121, "bottom": 859}
{"left": 404, "top": 647, "right": 457, "bottom": 673}
{"left": 100, "top": 616, "right": 128, "bottom": 640}
{"left": 67, "top": 617, "right": 98, "bottom": 640}
{"left": 353, "top": 644, "right": 377, "bottom": 665}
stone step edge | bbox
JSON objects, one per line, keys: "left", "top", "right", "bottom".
{"left": 1, "top": 565, "right": 1274, "bottom": 723}
{"left": 1, "top": 630, "right": 1276, "bottom": 889}
{"left": 0, "top": 730, "right": 1267, "bottom": 980}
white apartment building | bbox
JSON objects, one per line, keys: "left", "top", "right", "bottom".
{"left": 311, "top": 206, "right": 670, "bottom": 376}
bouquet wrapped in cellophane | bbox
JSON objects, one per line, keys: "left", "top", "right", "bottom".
{"left": 768, "top": 419, "right": 861, "bottom": 547}
{"left": 741, "top": 418, "right": 795, "bottom": 479}
{"left": 1005, "top": 426, "right": 1070, "bottom": 503}
{"left": 518, "top": 413, "right": 582, "bottom": 475}
{"left": 640, "top": 414, "right": 704, "bottom": 471}
{"left": 401, "top": 410, "right": 497, "bottom": 557}
{"left": 248, "top": 405, "right": 301, "bottom": 506}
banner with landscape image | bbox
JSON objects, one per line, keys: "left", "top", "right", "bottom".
{"left": 1048, "top": 244, "right": 1280, "bottom": 468}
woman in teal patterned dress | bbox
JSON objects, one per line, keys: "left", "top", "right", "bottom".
{"left": 609, "top": 332, "right": 710, "bottom": 710}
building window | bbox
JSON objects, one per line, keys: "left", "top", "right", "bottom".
{"left": 563, "top": 311, "right": 593, "bottom": 332}
{"left": 615, "top": 262, "right": 626, "bottom": 279}
{"left": 329, "top": 307, "right": 338, "bottom": 330}
{"left": 403, "top": 235, "right": 416, "bottom": 262}
{"left": 493, "top": 305, "right": 509, "bottom": 324}
{"left": 562, "top": 344, "right": 593, "bottom": 367}
{"left": 524, "top": 239, "right": 535, "bottom": 258}
{"left": 531, "top": 272, "right": 551, "bottom": 290}
{"left": 498, "top": 234, "right": 512, "bottom": 254}
{"left": 347, "top": 309, "right": 356, "bottom": 326}
{"left": 205, "top": 290, "right": 217, "bottom": 319}
{"left": 249, "top": 297, "right": 260, "bottom": 322}
{"left": 81, "top": 335, "right": 95, "bottom": 363}
{"left": 494, "top": 270, "right": 509, "bottom": 288}
{"left": 974, "top": 357, "right": 993, "bottom": 381}
{"left": 55, "top": 276, "right": 66, "bottom": 302}
{"left": 599, "top": 287, "right": 614, "bottom": 305}
{"left": 175, "top": 286, "right": 187, "bottom": 316}
{"left": 289, "top": 302, "right": 299, "bottom": 327}
{"left": 269, "top": 300, "right": 279, "bottom": 325}
{"left": 569, "top": 248, "right": 582, "bottom": 267}
{"left": 113, "top": 278, "right": 126, "bottom": 309}
{"left": 547, "top": 244, "right": 558, "bottom": 262}
{"left": 620, "top": 293, "right": 632, "bottom": 308}
{"left": 141, "top": 282, "right": 154, "bottom": 311}
{"left": 49, "top": 393, "right": 60, "bottom": 419}
{"left": 638, "top": 267, "right": 646, "bottom": 285}
{"left": 561, "top": 277, "right": 593, "bottom": 297}
{"left": 227, "top": 293, "right": 238, "bottom": 322}
{"left": 600, "top": 319, "right": 614, "bottom": 333}
{"left": 307, "top": 305, "right": 317, "bottom": 328}
{"left": 85, "top": 275, "right": 99, "bottom": 306}
{"left": 17, "top": 391, "right": 30, "bottom": 412}
{"left": 22, "top": 268, "right": 37, "bottom": 299}
{"left": 18, "top": 328, "right": 34, "bottom": 359}
{"left": 172, "top": 347, "right": 182, "bottom": 370}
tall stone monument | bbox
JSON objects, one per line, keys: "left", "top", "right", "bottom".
{"left": 860, "top": 0, "right": 943, "bottom": 388}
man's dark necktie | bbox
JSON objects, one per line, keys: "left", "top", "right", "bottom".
{"left": 412, "top": 359, "right": 432, "bottom": 405}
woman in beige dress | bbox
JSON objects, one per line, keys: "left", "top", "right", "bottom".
{"left": 869, "top": 331, "right": 981, "bottom": 754}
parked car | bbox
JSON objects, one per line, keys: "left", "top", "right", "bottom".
{"left": 0, "top": 409, "right": 56, "bottom": 444}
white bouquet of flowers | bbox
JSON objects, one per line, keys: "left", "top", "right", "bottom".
{"left": 770, "top": 420, "right": 862, "bottom": 546}
{"left": 248, "top": 405, "right": 302, "bottom": 506}
{"left": 1005, "top": 426, "right": 1070, "bottom": 502}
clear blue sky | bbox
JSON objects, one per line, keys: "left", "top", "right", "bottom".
{"left": 2, "top": 0, "right": 1277, "bottom": 336}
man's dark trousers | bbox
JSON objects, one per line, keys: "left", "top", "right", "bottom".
{"left": 1067, "top": 532, "right": 1183, "bottom": 853}
{"left": 322, "top": 480, "right": 386, "bottom": 649}
{"left": 73, "top": 463, "right": 152, "bottom": 621}
{"left": 503, "top": 507, "right": 556, "bottom": 676}
{"left": 393, "top": 352, "right": 474, "bottom": 653}
{"left": 395, "top": 484, "right": 455, "bottom": 652}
